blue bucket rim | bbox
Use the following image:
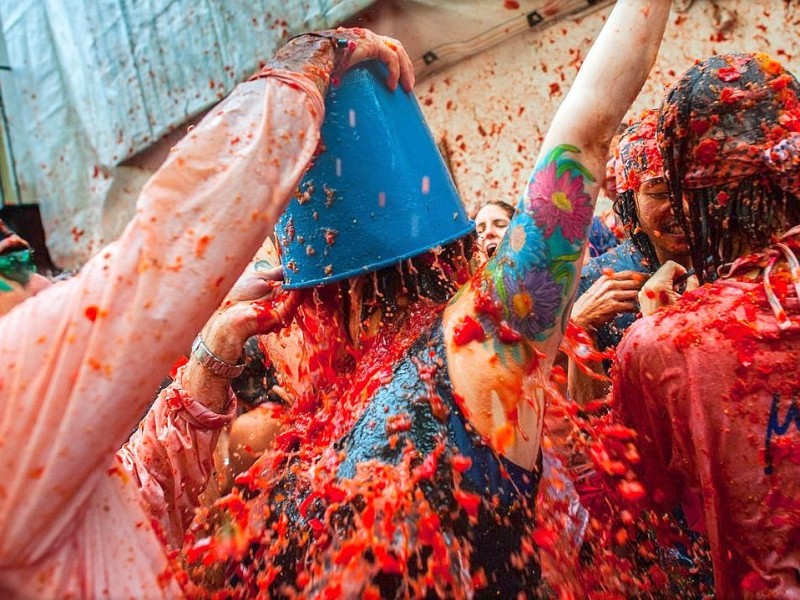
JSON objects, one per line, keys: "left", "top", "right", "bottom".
{"left": 281, "top": 221, "right": 475, "bottom": 290}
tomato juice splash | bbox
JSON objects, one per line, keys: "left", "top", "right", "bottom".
{"left": 182, "top": 247, "right": 545, "bottom": 597}
{"left": 180, "top": 249, "right": 714, "bottom": 598}
{"left": 531, "top": 322, "right": 714, "bottom": 598}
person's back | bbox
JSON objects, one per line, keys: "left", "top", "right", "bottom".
{"left": 616, "top": 244, "right": 800, "bottom": 596}
{"left": 228, "top": 297, "right": 541, "bottom": 596}
{"left": 614, "top": 51, "right": 800, "bottom": 598}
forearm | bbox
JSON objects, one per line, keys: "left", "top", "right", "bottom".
{"left": 473, "top": 0, "right": 671, "bottom": 363}
{"left": 182, "top": 309, "right": 250, "bottom": 414}
{"left": 0, "top": 70, "right": 324, "bottom": 564}
{"left": 545, "top": 0, "right": 672, "bottom": 154}
{"left": 567, "top": 355, "right": 609, "bottom": 406}
{"left": 260, "top": 35, "right": 336, "bottom": 98}
{"left": 119, "top": 364, "right": 235, "bottom": 548}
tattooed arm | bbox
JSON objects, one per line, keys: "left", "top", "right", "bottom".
{"left": 443, "top": 0, "right": 671, "bottom": 468}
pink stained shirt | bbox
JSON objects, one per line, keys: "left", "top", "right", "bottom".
{"left": 117, "top": 364, "right": 236, "bottom": 550}
{"left": 614, "top": 276, "right": 800, "bottom": 599}
{"left": 0, "top": 68, "right": 324, "bottom": 599}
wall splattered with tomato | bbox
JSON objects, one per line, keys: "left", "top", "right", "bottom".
{"left": 415, "top": 1, "right": 800, "bottom": 217}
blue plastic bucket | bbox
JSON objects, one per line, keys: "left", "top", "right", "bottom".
{"left": 275, "top": 60, "right": 473, "bottom": 289}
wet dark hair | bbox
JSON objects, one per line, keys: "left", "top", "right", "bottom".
{"left": 659, "top": 53, "right": 800, "bottom": 282}
{"left": 612, "top": 190, "right": 659, "bottom": 271}
{"left": 340, "top": 235, "right": 475, "bottom": 324}
{"left": 670, "top": 177, "right": 799, "bottom": 282}
{"left": 476, "top": 200, "right": 516, "bottom": 221}
{"left": 231, "top": 337, "right": 287, "bottom": 408}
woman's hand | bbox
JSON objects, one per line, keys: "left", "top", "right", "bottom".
{"left": 271, "top": 28, "right": 414, "bottom": 96}
{"left": 216, "top": 264, "right": 303, "bottom": 345}
{"left": 571, "top": 270, "right": 647, "bottom": 332}
{"left": 183, "top": 264, "right": 302, "bottom": 408}
{"left": 321, "top": 27, "right": 415, "bottom": 92}
{"left": 638, "top": 260, "right": 699, "bottom": 317}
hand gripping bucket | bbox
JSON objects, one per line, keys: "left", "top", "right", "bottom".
{"left": 275, "top": 60, "right": 474, "bottom": 289}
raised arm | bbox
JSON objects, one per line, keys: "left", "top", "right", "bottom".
{"left": 117, "top": 264, "right": 301, "bottom": 547}
{"left": 0, "top": 29, "right": 413, "bottom": 567}
{"left": 444, "top": 0, "right": 671, "bottom": 464}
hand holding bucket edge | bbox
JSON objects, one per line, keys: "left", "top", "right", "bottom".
{"left": 217, "top": 265, "right": 302, "bottom": 341}
{"left": 297, "top": 28, "right": 415, "bottom": 92}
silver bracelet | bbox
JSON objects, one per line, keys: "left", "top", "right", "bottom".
{"left": 191, "top": 335, "right": 246, "bottom": 379}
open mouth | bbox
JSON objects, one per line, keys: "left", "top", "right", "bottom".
{"left": 486, "top": 242, "right": 498, "bottom": 257}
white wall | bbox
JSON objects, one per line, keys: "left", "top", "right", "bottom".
{"left": 414, "top": 1, "right": 800, "bottom": 215}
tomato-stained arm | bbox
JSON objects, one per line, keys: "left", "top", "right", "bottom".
{"left": 444, "top": 0, "right": 672, "bottom": 461}
{"left": 0, "top": 41, "right": 332, "bottom": 568}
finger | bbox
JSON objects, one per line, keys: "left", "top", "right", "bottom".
{"left": 252, "top": 264, "right": 284, "bottom": 280}
{"left": 274, "top": 289, "right": 303, "bottom": 324}
{"left": 588, "top": 276, "right": 613, "bottom": 293}
{"left": 609, "top": 301, "right": 639, "bottom": 313}
{"left": 684, "top": 274, "right": 700, "bottom": 292}
{"left": 376, "top": 37, "right": 401, "bottom": 91}
{"left": 611, "top": 290, "right": 640, "bottom": 301}
{"left": 228, "top": 275, "right": 278, "bottom": 303}
{"left": 660, "top": 260, "right": 689, "bottom": 281}
{"left": 611, "top": 270, "right": 649, "bottom": 281}
{"left": 607, "top": 278, "right": 647, "bottom": 291}
{"left": 389, "top": 38, "right": 415, "bottom": 92}
{"left": 252, "top": 289, "right": 303, "bottom": 334}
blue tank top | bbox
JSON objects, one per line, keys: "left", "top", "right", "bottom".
{"left": 232, "top": 320, "right": 542, "bottom": 598}
{"left": 336, "top": 319, "right": 542, "bottom": 597}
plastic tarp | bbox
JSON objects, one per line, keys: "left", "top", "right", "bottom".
{"left": 1, "top": 0, "right": 373, "bottom": 266}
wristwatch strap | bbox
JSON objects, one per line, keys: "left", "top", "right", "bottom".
{"left": 191, "top": 335, "right": 246, "bottom": 379}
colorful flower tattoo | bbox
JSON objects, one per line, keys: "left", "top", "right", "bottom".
{"left": 475, "top": 144, "right": 595, "bottom": 357}
{"left": 527, "top": 159, "right": 594, "bottom": 243}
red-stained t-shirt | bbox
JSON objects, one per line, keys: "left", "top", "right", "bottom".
{"left": 614, "top": 275, "right": 800, "bottom": 599}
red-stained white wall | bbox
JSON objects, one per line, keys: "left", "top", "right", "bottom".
{"left": 414, "top": 1, "right": 800, "bottom": 215}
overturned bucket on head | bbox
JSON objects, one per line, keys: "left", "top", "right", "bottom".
{"left": 275, "top": 60, "right": 474, "bottom": 289}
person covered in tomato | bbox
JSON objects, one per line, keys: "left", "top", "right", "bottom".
{"left": 568, "top": 109, "right": 693, "bottom": 404}
{"left": 188, "top": 2, "right": 674, "bottom": 597}
{"left": 0, "top": 28, "right": 412, "bottom": 599}
{"left": 614, "top": 52, "right": 800, "bottom": 598}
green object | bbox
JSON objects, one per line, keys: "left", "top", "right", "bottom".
{"left": 0, "top": 248, "right": 36, "bottom": 285}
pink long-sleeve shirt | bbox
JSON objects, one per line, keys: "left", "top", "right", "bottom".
{"left": 0, "top": 68, "right": 324, "bottom": 599}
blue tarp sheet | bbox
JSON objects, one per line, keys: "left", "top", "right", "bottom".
{"left": 1, "top": 0, "right": 372, "bottom": 265}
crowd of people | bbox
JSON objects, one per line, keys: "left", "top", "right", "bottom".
{"left": 0, "top": 0, "right": 798, "bottom": 597}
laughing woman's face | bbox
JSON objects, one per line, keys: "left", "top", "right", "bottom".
{"left": 475, "top": 204, "right": 512, "bottom": 260}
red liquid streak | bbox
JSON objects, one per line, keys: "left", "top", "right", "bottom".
{"left": 452, "top": 315, "right": 486, "bottom": 345}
